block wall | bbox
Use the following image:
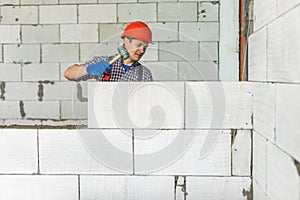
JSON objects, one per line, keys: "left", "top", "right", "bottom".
{"left": 0, "top": 0, "right": 245, "bottom": 199}
{"left": 0, "top": 0, "right": 241, "bottom": 126}
{"left": 0, "top": 81, "right": 253, "bottom": 199}
{"left": 249, "top": 0, "right": 300, "bottom": 199}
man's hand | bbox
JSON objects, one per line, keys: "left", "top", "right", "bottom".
{"left": 86, "top": 61, "right": 112, "bottom": 76}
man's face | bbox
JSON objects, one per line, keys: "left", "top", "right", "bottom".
{"left": 124, "top": 38, "right": 149, "bottom": 62}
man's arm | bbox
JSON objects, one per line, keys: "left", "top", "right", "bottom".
{"left": 64, "top": 64, "right": 88, "bottom": 81}
{"left": 64, "top": 61, "right": 112, "bottom": 81}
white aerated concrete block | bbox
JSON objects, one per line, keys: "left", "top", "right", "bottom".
{"left": 4, "top": 44, "right": 40, "bottom": 63}
{"left": 148, "top": 22, "right": 178, "bottom": 42}
{"left": 61, "top": 100, "right": 87, "bottom": 119}
{"left": 0, "top": 129, "right": 37, "bottom": 173}
{"left": 199, "top": 42, "right": 218, "bottom": 61}
{"left": 88, "top": 82, "right": 184, "bottom": 129}
{"left": 253, "top": 0, "right": 277, "bottom": 31}
{"left": 23, "top": 101, "right": 60, "bottom": 119}
{"left": 118, "top": 3, "right": 156, "bottom": 22}
{"left": 141, "top": 61, "right": 178, "bottom": 81}
{"left": 0, "top": 25, "right": 20, "bottom": 43}
{"left": 253, "top": 131, "right": 267, "bottom": 192}
{"left": 253, "top": 180, "right": 268, "bottom": 200}
{"left": 267, "top": 6, "right": 300, "bottom": 83}
{"left": 198, "top": 2, "right": 219, "bottom": 21}
{"left": 267, "top": 142, "right": 299, "bottom": 200}
{"left": 139, "top": 0, "right": 176, "bottom": 2}
{"left": 186, "top": 177, "right": 251, "bottom": 200}
{"left": 232, "top": 130, "right": 251, "bottom": 176}
{"left": 21, "top": 0, "right": 58, "bottom": 4}
{"left": 179, "top": 22, "right": 219, "bottom": 41}
{"left": 134, "top": 130, "right": 231, "bottom": 175}
{"left": 253, "top": 83, "right": 275, "bottom": 142}
{"left": 99, "top": 0, "right": 135, "bottom": 2}
{"left": 0, "top": 6, "right": 38, "bottom": 24}
{"left": 0, "top": 0, "right": 19, "bottom": 5}
{"left": 22, "top": 25, "right": 59, "bottom": 43}
{"left": 59, "top": 0, "right": 96, "bottom": 4}
{"left": 186, "top": 82, "right": 253, "bottom": 129}
{"left": 53, "top": 80, "right": 87, "bottom": 101}
{"left": 39, "top": 129, "right": 133, "bottom": 174}
{"left": 80, "top": 43, "right": 118, "bottom": 62}
{"left": 42, "top": 44, "right": 79, "bottom": 62}
{"left": 0, "top": 101, "right": 21, "bottom": 119}
{"left": 248, "top": 27, "right": 267, "bottom": 81}
{"left": 159, "top": 42, "right": 199, "bottom": 61}
{"left": 0, "top": 64, "right": 21, "bottom": 81}
{"left": 39, "top": 5, "right": 77, "bottom": 24}
{"left": 219, "top": 0, "right": 239, "bottom": 81}
{"left": 61, "top": 24, "right": 98, "bottom": 43}
{"left": 0, "top": 175, "right": 78, "bottom": 200}
{"left": 277, "top": 0, "right": 300, "bottom": 17}
{"left": 79, "top": 4, "right": 116, "bottom": 23}
{"left": 158, "top": 3, "right": 197, "bottom": 21}
{"left": 5, "top": 82, "right": 39, "bottom": 100}
{"left": 42, "top": 82, "right": 78, "bottom": 100}
{"left": 22, "top": 63, "right": 60, "bottom": 81}
{"left": 99, "top": 23, "right": 126, "bottom": 42}
{"left": 276, "top": 84, "right": 300, "bottom": 161}
{"left": 80, "top": 176, "right": 174, "bottom": 199}
{"left": 139, "top": 42, "right": 158, "bottom": 61}
{"left": 178, "top": 61, "right": 218, "bottom": 81}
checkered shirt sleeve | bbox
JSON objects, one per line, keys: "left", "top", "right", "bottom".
{"left": 76, "top": 55, "right": 153, "bottom": 82}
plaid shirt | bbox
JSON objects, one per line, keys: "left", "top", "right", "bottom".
{"left": 77, "top": 55, "right": 153, "bottom": 82}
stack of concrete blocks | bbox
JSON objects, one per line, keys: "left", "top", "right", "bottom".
{"left": 0, "top": 80, "right": 253, "bottom": 199}
{"left": 249, "top": 0, "right": 300, "bottom": 199}
{"left": 0, "top": 0, "right": 237, "bottom": 126}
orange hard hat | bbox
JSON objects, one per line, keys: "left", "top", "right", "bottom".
{"left": 121, "top": 21, "right": 153, "bottom": 43}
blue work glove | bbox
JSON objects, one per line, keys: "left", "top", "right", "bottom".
{"left": 86, "top": 61, "right": 112, "bottom": 76}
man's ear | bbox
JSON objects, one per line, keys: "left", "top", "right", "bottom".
{"left": 124, "top": 37, "right": 133, "bottom": 44}
{"left": 123, "top": 37, "right": 129, "bottom": 44}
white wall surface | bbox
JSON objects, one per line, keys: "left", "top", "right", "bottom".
{"left": 0, "top": 0, "right": 246, "bottom": 199}
{"left": 0, "top": 0, "right": 239, "bottom": 126}
{"left": 250, "top": 0, "right": 300, "bottom": 199}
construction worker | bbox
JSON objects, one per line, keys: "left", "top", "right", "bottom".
{"left": 64, "top": 21, "right": 153, "bottom": 82}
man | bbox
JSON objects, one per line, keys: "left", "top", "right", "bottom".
{"left": 64, "top": 21, "right": 153, "bottom": 82}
